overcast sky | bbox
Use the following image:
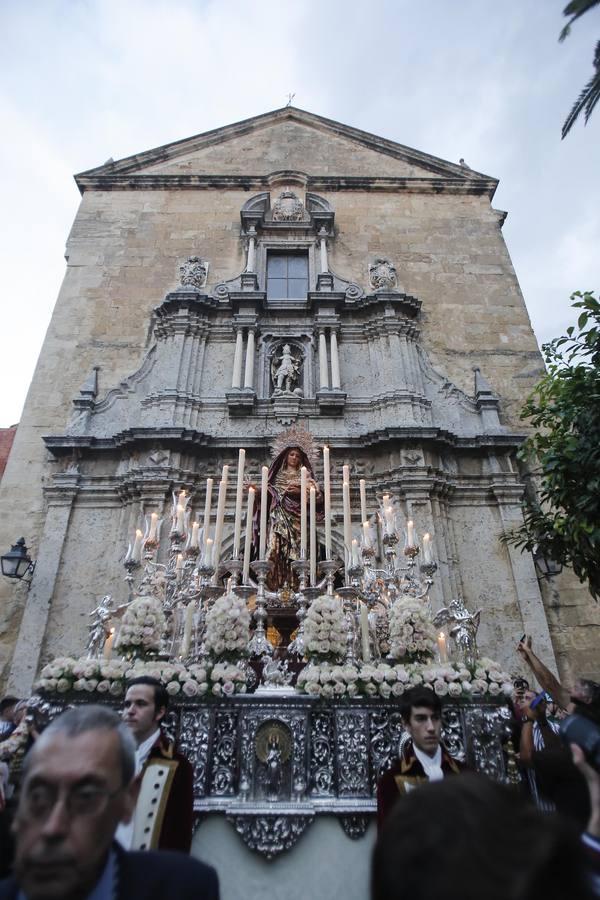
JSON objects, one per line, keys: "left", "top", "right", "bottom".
{"left": 0, "top": 0, "right": 598, "bottom": 427}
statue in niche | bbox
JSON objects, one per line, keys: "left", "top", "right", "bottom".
{"left": 252, "top": 426, "right": 323, "bottom": 591}
{"left": 178, "top": 255, "right": 208, "bottom": 290}
{"left": 255, "top": 720, "right": 292, "bottom": 801}
{"left": 270, "top": 343, "right": 302, "bottom": 396}
{"left": 369, "top": 257, "right": 397, "bottom": 291}
{"left": 271, "top": 189, "right": 305, "bottom": 222}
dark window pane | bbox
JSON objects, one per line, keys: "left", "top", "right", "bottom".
{"left": 267, "top": 255, "right": 286, "bottom": 277}
{"left": 288, "top": 278, "right": 308, "bottom": 297}
{"left": 267, "top": 278, "right": 287, "bottom": 299}
{"left": 288, "top": 255, "right": 308, "bottom": 277}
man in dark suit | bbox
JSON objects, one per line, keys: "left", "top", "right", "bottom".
{"left": 118, "top": 676, "right": 194, "bottom": 852}
{"left": 377, "top": 685, "right": 465, "bottom": 827}
{"left": 0, "top": 704, "right": 219, "bottom": 900}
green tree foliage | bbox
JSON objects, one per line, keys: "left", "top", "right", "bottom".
{"left": 560, "top": 0, "right": 600, "bottom": 138}
{"left": 506, "top": 291, "right": 600, "bottom": 598}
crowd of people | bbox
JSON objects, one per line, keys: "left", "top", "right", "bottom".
{"left": 0, "top": 639, "right": 598, "bottom": 899}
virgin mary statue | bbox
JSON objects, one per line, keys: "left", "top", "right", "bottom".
{"left": 255, "top": 426, "right": 323, "bottom": 591}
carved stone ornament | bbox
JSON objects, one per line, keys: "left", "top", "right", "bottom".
{"left": 271, "top": 190, "right": 305, "bottom": 222}
{"left": 369, "top": 258, "right": 397, "bottom": 291}
{"left": 178, "top": 256, "right": 209, "bottom": 290}
{"left": 271, "top": 343, "right": 303, "bottom": 396}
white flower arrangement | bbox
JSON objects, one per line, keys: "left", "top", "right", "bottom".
{"left": 303, "top": 594, "right": 347, "bottom": 661}
{"left": 210, "top": 661, "right": 248, "bottom": 696}
{"left": 116, "top": 596, "right": 165, "bottom": 659}
{"left": 297, "top": 658, "right": 514, "bottom": 701}
{"left": 388, "top": 595, "right": 437, "bottom": 663}
{"left": 203, "top": 591, "right": 251, "bottom": 660}
{"left": 36, "top": 655, "right": 209, "bottom": 698}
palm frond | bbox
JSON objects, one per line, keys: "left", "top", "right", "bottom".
{"left": 560, "top": 0, "right": 600, "bottom": 42}
{"left": 562, "top": 69, "right": 600, "bottom": 137}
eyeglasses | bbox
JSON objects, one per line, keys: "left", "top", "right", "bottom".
{"left": 22, "top": 782, "right": 124, "bottom": 820}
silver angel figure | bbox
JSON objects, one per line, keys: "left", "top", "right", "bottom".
{"left": 433, "top": 597, "right": 482, "bottom": 668}
{"left": 85, "top": 595, "right": 128, "bottom": 658}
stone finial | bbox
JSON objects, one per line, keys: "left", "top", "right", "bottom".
{"left": 473, "top": 366, "right": 496, "bottom": 399}
{"left": 178, "top": 256, "right": 209, "bottom": 290}
{"left": 78, "top": 366, "right": 99, "bottom": 400}
{"left": 368, "top": 258, "right": 397, "bottom": 291}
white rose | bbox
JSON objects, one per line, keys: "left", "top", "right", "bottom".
{"left": 347, "top": 683, "right": 358, "bottom": 698}
{"left": 212, "top": 684, "right": 222, "bottom": 696}
{"left": 364, "top": 683, "right": 377, "bottom": 697}
{"left": 84, "top": 679, "right": 97, "bottom": 692}
{"left": 471, "top": 679, "right": 487, "bottom": 695}
{"left": 222, "top": 682, "right": 235, "bottom": 696}
{"left": 73, "top": 679, "right": 86, "bottom": 691}
{"left": 197, "top": 683, "right": 209, "bottom": 695}
{"left": 448, "top": 682, "right": 462, "bottom": 698}
{"left": 488, "top": 682, "right": 501, "bottom": 696}
{"left": 433, "top": 680, "right": 448, "bottom": 696}
{"left": 305, "top": 682, "right": 322, "bottom": 696}
{"left": 379, "top": 683, "right": 392, "bottom": 699}
{"left": 501, "top": 682, "right": 514, "bottom": 696}
{"left": 391, "top": 682, "right": 405, "bottom": 697}
{"left": 166, "top": 681, "right": 181, "bottom": 696}
{"left": 182, "top": 680, "right": 199, "bottom": 697}
{"left": 109, "top": 681, "right": 124, "bottom": 696}
{"left": 96, "top": 680, "right": 110, "bottom": 693}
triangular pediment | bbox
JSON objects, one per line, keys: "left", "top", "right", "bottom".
{"left": 76, "top": 107, "right": 496, "bottom": 188}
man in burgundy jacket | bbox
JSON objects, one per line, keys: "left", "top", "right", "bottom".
{"left": 377, "top": 686, "right": 465, "bottom": 828}
{"left": 118, "top": 676, "right": 194, "bottom": 853}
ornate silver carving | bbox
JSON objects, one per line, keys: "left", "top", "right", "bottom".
{"left": 369, "top": 709, "right": 404, "bottom": 788}
{"left": 369, "top": 258, "right": 397, "bottom": 291}
{"left": 178, "top": 256, "right": 208, "bottom": 290}
{"left": 441, "top": 705, "right": 466, "bottom": 762}
{"left": 209, "top": 709, "right": 238, "bottom": 796}
{"left": 271, "top": 190, "right": 305, "bottom": 222}
{"left": 336, "top": 710, "right": 370, "bottom": 796}
{"left": 339, "top": 815, "right": 371, "bottom": 840}
{"left": 464, "top": 705, "right": 512, "bottom": 780}
{"left": 310, "top": 710, "right": 335, "bottom": 796}
{"left": 85, "top": 595, "right": 128, "bottom": 658}
{"left": 227, "top": 813, "right": 313, "bottom": 858}
{"left": 178, "top": 708, "right": 211, "bottom": 800}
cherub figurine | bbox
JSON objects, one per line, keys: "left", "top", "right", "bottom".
{"left": 433, "top": 597, "right": 482, "bottom": 668}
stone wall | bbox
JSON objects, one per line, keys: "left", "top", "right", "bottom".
{"left": 1, "top": 110, "right": 596, "bottom": 691}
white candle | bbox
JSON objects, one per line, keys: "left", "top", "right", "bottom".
{"left": 360, "top": 604, "right": 371, "bottom": 662}
{"left": 190, "top": 521, "right": 200, "bottom": 550}
{"left": 232, "top": 449, "right": 246, "bottom": 558}
{"left": 351, "top": 538, "right": 360, "bottom": 568}
{"left": 359, "top": 479, "right": 367, "bottom": 525}
{"left": 178, "top": 489, "right": 187, "bottom": 507}
{"left": 213, "top": 478, "right": 227, "bottom": 569}
{"left": 259, "top": 465, "right": 269, "bottom": 559}
{"left": 384, "top": 505, "right": 395, "bottom": 535}
{"left": 342, "top": 464, "right": 350, "bottom": 484}
{"left": 181, "top": 602, "right": 194, "bottom": 656}
{"left": 323, "top": 446, "right": 332, "bottom": 559}
{"left": 300, "top": 466, "right": 307, "bottom": 557}
{"left": 437, "top": 631, "right": 449, "bottom": 664}
{"left": 148, "top": 512, "right": 159, "bottom": 542}
{"left": 131, "top": 529, "right": 143, "bottom": 563}
{"left": 103, "top": 628, "right": 115, "bottom": 661}
{"left": 203, "top": 478, "right": 213, "bottom": 550}
{"left": 176, "top": 504, "right": 186, "bottom": 534}
{"left": 310, "top": 485, "right": 317, "bottom": 586}
{"left": 423, "top": 532, "right": 432, "bottom": 563}
{"left": 242, "top": 487, "right": 255, "bottom": 584}
{"left": 362, "top": 521, "right": 372, "bottom": 550}
{"left": 175, "top": 552, "right": 184, "bottom": 583}
{"left": 342, "top": 480, "right": 352, "bottom": 569}
{"left": 407, "top": 519, "right": 415, "bottom": 547}
{"left": 204, "top": 537, "right": 214, "bottom": 567}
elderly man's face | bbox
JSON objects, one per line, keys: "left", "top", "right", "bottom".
{"left": 13, "top": 729, "right": 137, "bottom": 900}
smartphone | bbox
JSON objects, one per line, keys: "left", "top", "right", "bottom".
{"left": 519, "top": 633, "right": 526, "bottom": 643}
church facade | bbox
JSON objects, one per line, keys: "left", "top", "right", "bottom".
{"left": 0, "top": 107, "right": 597, "bottom": 694}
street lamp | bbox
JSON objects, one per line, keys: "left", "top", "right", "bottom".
{"left": 532, "top": 545, "right": 563, "bottom": 579}
{"left": 1, "top": 538, "right": 36, "bottom": 580}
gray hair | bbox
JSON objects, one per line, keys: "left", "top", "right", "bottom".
{"left": 25, "top": 704, "right": 136, "bottom": 785}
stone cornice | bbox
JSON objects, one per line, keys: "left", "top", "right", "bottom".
{"left": 43, "top": 425, "right": 527, "bottom": 456}
{"left": 74, "top": 173, "right": 497, "bottom": 199}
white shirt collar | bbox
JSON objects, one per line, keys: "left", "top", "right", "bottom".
{"left": 136, "top": 728, "right": 161, "bottom": 772}
{"left": 413, "top": 743, "right": 444, "bottom": 781}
